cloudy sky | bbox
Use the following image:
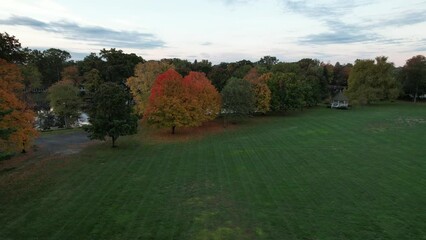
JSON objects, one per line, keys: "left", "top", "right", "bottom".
{"left": 1, "top": 0, "right": 425, "bottom": 66}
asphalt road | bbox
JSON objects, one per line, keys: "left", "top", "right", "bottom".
{"left": 34, "top": 130, "right": 93, "bottom": 156}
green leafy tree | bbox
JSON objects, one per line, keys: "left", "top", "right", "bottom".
{"left": 221, "top": 77, "right": 255, "bottom": 124}
{"left": 191, "top": 59, "right": 212, "bottom": 75}
{"left": 267, "top": 72, "right": 287, "bottom": 111}
{"left": 83, "top": 68, "right": 103, "bottom": 93}
{"left": 228, "top": 60, "right": 254, "bottom": 79}
{"left": 47, "top": 80, "right": 82, "bottom": 128}
{"left": 161, "top": 58, "right": 192, "bottom": 76}
{"left": 84, "top": 82, "right": 138, "bottom": 147}
{"left": 401, "top": 55, "right": 426, "bottom": 103}
{"left": 346, "top": 57, "right": 400, "bottom": 104}
{"left": 257, "top": 56, "right": 279, "bottom": 71}
{"left": 77, "top": 53, "right": 106, "bottom": 75}
{"left": 21, "top": 64, "right": 42, "bottom": 89}
{"left": 100, "top": 48, "right": 144, "bottom": 84}
{"left": 284, "top": 74, "right": 306, "bottom": 110}
{"left": 208, "top": 63, "right": 231, "bottom": 91}
{"left": 0, "top": 32, "right": 26, "bottom": 63}
{"left": 28, "top": 48, "right": 71, "bottom": 87}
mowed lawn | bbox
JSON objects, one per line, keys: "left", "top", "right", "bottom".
{"left": 1, "top": 103, "right": 425, "bottom": 240}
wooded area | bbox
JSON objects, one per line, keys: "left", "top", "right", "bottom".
{"left": 1, "top": 32, "right": 425, "bottom": 155}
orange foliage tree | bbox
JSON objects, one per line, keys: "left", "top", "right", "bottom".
{"left": 145, "top": 69, "right": 221, "bottom": 134}
{"left": 244, "top": 68, "right": 271, "bottom": 113}
{"left": 61, "top": 65, "right": 82, "bottom": 86}
{"left": 183, "top": 71, "right": 221, "bottom": 123}
{"left": 0, "top": 59, "right": 38, "bottom": 153}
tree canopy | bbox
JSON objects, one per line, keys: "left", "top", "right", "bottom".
{"left": 401, "top": 55, "right": 426, "bottom": 103}
{"left": 126, "top": 60, "right": 173, "bottom": 116}
{"left": 0, "top": 32, "right": 27, "bottom": 63}
{"left": 47, "top": 80, "right": 82, "bottom": 128}
{"left": 100, "top": 48, "right": 144, "bottom": 84}
{"left": 221, "top": 77, "right": 255, "bottom": 122}
{"left": 145, "top": 69, "right": 220, "bottom": 134}
{"left": 347, "top": 57, "right": 400, "bottom": 104}
{"left": 183, "top": 71, "right": 221, "bottom": 123}
{"left": 0, "top": 59, "right": 37, "bottom": 152}
{"left": 244, "top": 68, "right": 271, "bottom": 113}
{"left": 84, "top": 82, "right": 138, "bottom": 147}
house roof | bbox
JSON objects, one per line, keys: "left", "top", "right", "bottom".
{"left": 333, "top": 91, "right": 349, "bottom": 101}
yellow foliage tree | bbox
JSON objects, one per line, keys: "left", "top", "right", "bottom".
{"left": 244, "top": 68, "right": 271, "bottom": 113}
{"left": 126, "top": 60, "right": 173, "bottom": 116}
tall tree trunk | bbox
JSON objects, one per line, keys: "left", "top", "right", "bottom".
{"left": 414, "top": 85, "right": 418, "bottom": 103}
{"left": 64, "top": 117, "right": 69, "bottom": 129}
{"left": 21, "top": 141, "right": 26, "bottom": 153}
{"left": 171, "top": 126, "right": 176, "bottom": 134}
{"left": 112, "top": 136, "right": 116, "bottom": 148}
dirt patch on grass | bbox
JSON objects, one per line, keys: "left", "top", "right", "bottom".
{"left": 140, "top": 116, "right": 276, "bottom": 144}
{"left": 141, "top": 119, "right": 241, "bottom": 144}
{"left": 366, "top": 117, "right": 426, "bottom": 133}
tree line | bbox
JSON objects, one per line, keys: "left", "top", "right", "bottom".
{"left": 1, "top": 32, "right": 425, "bottom": 153}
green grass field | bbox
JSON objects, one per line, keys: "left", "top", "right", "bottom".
{"left": 1, "top": 102, "right": 425, "bottom": 239}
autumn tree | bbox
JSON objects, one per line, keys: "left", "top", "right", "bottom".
{"left": 84, "top": 82, "right": 138, "bottom": 147}
{"left": 126, "top": 60, "right": 173, "bottom": 116}
{"left": 47, "top": 80, "right": 82, "bottom": 128}
{"left": 0, "top": 107, "right": 14, "bottom": 140}
{"left": 346, "top": 57, "right": 400, "bottom": 104}
{"left": 183, "top": 71, "right": 221, "bottom": 122}
{"left": 221, "top": 77, "right": 255, "bottom": 124}
{"left": 244, "top": 68, "right": 271, "bottom": 113}
{"left": 0, "top": 106, "right": 14, "bottom": 159}
{"left": 0, "top": 59, "right": 37, "bottom": 153}
{"left": 61, "top": 65, "right": 82, "bottom": 86}
{"left": 145, "top": 69, "right": 219, "bottom": 134}
{"left": 401, "top": 55, "right": 426, "bottom": 103}
{"left": 145, "top": 69, "right": 191, "bottom": 134}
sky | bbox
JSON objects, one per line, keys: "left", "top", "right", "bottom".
{"left": 1, "top": 0, "right": 425, "bottom": 66}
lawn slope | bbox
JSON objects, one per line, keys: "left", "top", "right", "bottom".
{"left": 0, "top": 103, "right": 425, "bottom": 239}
